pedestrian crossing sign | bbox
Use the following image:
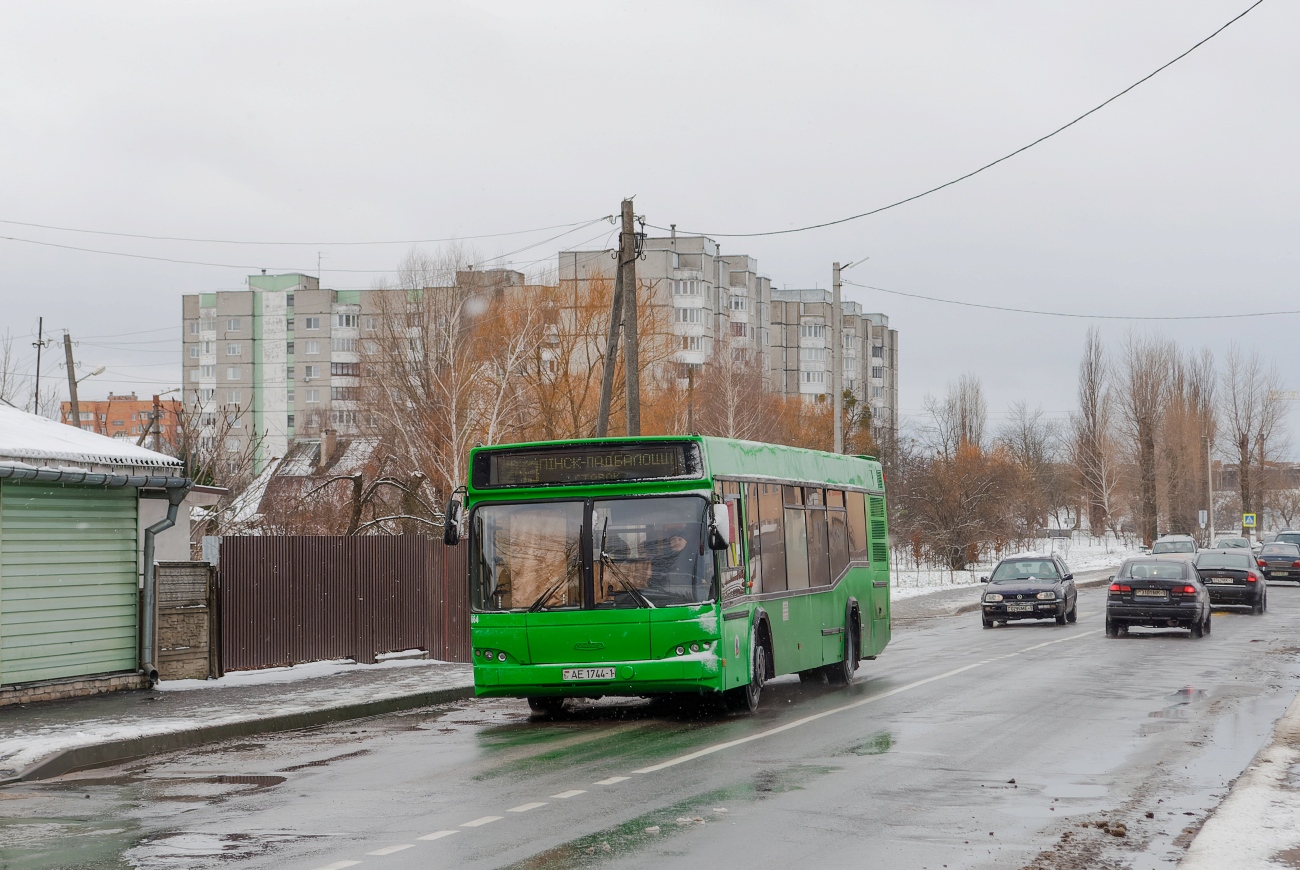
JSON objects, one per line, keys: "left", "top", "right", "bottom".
{"left": 1242, "top": 512, "right": 1257, "bottom": 528}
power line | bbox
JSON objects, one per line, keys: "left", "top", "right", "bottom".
{"left": 0, "top": 216, "right": 610, "bottom": 247}
{"left": 841, "top": 279, "right": 1300, "bottom": 320}
{"left": 651, "top": 0, "right": 1266, "bottom": 239}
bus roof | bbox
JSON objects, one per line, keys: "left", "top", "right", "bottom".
{"left": 466, "top": 436, "right": 884, "bottom": 496}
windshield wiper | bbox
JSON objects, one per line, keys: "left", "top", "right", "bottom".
{"left": 528, "top": 579, "right": 568, "bottom": 612}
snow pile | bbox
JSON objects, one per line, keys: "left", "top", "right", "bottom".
{"left": 154, "top": 655, "right": 449, "bottom": 692}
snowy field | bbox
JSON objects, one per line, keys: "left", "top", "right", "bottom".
{"left": 890, "top": 533, "right": 1140, "bottom": 601}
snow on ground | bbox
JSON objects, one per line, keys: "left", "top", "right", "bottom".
{"left": 154, "top": 654, "right": 447, "bottom": 692}
{"left": 889, "top": 533, "right": 1139, "bottom": 600}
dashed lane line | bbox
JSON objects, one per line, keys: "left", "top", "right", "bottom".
{"left": 366, "top": 844, "right": 414, "bottom": 856}
{"left": 630, "top": 629, "right": 1099, "bottom": 775}
{"left": 593, "top": 776, "right": 630, "bottom": 785}
{"left": 551, "top": 789, "right": 587, "bottom": 799}
{"left": 461, "top": 816, "right": 503, "bottom": 827}
{"left": 311, "top": 862, "right": 361, "bottom": 870}
{"left": 417, "top": 830, "right": 459, "bottom": 841}
{"left": 508, "top": 802, "right": 548, "bottom": 812}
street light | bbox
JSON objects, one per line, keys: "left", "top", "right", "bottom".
{"left": 76, "top": 366, "right": 106, "bottom": 384}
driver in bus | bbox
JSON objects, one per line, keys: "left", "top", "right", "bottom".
{"left": 648, "top": 525, "right": 700, "bottom": 590}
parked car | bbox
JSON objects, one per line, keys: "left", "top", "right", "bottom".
{"left": 1193, "top": 549, "right": 1267, "bottom": 613}
{"left": 1256, "top": 541, "right": 1300, "bottom": 584}
{"left": 1274, "top": 530, "right": 1300, "bottom": 548}
{"left": 1106, "top": 557, "right": 1211, "bottom": 638}
{"left": 1150, "top": 535, "right": 1198, "bottom": 559}
{"left": 1213, "top": 536, "right": 1251, "bottom": 549}
{"left": 979, "top": 554, "right": 1078, "bottom": 629}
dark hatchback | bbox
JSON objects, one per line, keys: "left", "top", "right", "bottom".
{"left": 1106, "top": 557, "right": 1211, "bottom": 638}
{"left": 980, "top": 555, "right": 1078, "bottom": 628}
{"left": 1193, "top": 549, "right": 1267, "bottom": 613}
{"left": 1256, "top": 542, "right": 1300, "bottom": 585}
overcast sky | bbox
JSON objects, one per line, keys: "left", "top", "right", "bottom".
{"left": 2, "top": 1, "right": 1297, "bottom": 450}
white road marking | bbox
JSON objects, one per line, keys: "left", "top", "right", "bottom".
{"left": 312, "top": 863, "right": 361, "bottom": 870}
{"left": 551, "top": 789, "right": 587, "bottom": 799}
{"left": 461, "top": 816, "right": 503, "bottom": 827}
{"left": 593, "top": 776, "right": 630, "bottom": 785}
{"left": 632, "top": 629, "right": 1098, "bottom": 775}
{"left": 508, "top": 802, "right": 548, "bottom": 812}
{"left": 367, "top": 843, "right": 414, "bottom": 855}
{"left": 417, "top": 830, "right": 459, "bottom": 841}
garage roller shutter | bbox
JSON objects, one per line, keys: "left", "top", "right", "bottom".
{"left": 0, "top": 482, "right": 139, "bottom": 685}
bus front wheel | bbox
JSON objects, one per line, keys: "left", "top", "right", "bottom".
{"left": 727, "top": 643, "right": 766, "bottom": 713}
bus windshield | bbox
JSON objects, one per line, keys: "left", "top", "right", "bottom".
{"left": 470, "top": 495, "right": 715, "bottom": 612}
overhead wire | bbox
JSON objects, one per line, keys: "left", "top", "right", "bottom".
{"left": 841, "top": 279, "right": 1300, "bottom": 320}
{"left": 650, "top": 0, "right": 1266, "bottom": 239}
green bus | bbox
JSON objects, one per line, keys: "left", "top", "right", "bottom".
{"left": 445, "top": 435, "right": 890, "bottom": 714}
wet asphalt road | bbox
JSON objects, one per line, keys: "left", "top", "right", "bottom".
{"left": 7, "top": 585, "right": 1300, "bottom": 870}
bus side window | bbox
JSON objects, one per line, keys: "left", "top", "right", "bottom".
{"left": 827, "top": 490, "right": 849, "bottom": 580}
{"left": 759, "top": 484, "right": 787, "bottom": 591}
{"left": 846, "top": 491, "right": 868, "bottom": 562}
{"left": 785, "top": 492, "right": 810, "bottom": 591}
{"left": 746, "top": 483, "right": 763, "bottom": 593}
{"left": 805, "top": 499, "right": 830, "bottom": 587}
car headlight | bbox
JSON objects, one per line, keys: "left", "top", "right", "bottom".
{"left": 984, "top": 593, "right": 1003, "bottom": 602}
{"left": 1036, "top": 591, "right": 1057, "bottom": 600}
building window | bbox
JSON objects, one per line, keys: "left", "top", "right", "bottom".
{"left": 285, "top": 293, "right": 294, "bottom": 309}
{"left": 227, "top": 318, "right": 241, "bottom": 332}
{"left": 333, "top": 313, "right": 359, "bottom": 329}
{"left": 304, "top": 316, "right": 321, "bottom": 330}
{"left": 681, "top": 335, "right": 702, "bottom": 351}
{"left": 200, "top": 365, "right": 215, "bottom": 378}
{"left": 331, "top": 386, "right": 359, "bottom": 401}
{"left": 730, "top": 295, "right": 747, "bottom": 311}
{"left": 331, "top": 409, "right": 358, "bottom": 425}
{"left": 730, "top": 322, "right": 748, "bottom": 337}
{"left": 364, "top": 316, "right": 377, "bottom": 331}
{"left": 198, "top": 388, "right": 215, "bottom": 402}
{"left": 674, "top": 307, "right": 702, "bottom": 324}
{"left": 286, "top": 318, "right": 294, "bottom": 331}
{"left": 872, "top": 365, "right": 884, "bottom": 379}
{"left": 331, "top": 362, "right": 361, "bottom": 377}
{"left": 305, "top": 340, "right": 319, "bottom": 355}
{"left": 286, "top": 341, "right": 294, "bottom": 354}
{"left": 332, "top": 337, "right": 357, "bottom": 353}
{"left": 800, "top": 348, "right": 827, "bottom": 362}
{"left": 202, "top": 340, "right": 213, "bottom": 354}
{"left": 226, "top": 389, "right": 241, "bottom": 405}
{"left": 305, "top": 388, "right": 320, "bottom": 403}
{"left": 287, "top": 389, "right": 295, "bottom": 403}
{"left": 224, "top": 437, "right": 242, "bottom": 452}
{"left": 226, "top": 343, "right": 242, "bottom": 356}
{"left": 800, "top": 323, "right": 826, "bottom": 339}
{"left": 189, "top": 321, "right": 200, "bottom": 335}
{"left": 226, "top": 367, "right": 240, "bottom": 380}
{"left": 188, "top": 346, "right": 200, "bottom": 359}
{"left": 673, "top": 279, "right": 702, "bottom": 296}
{"left": 303, "top": 364, "right": 320, "bottom": 379}
{"left": 871, "top": 385, "right": 883, "bottom": 398}
{"left": 189, "top": 370, "right": 200, "bottom": 382}
{"left": 287, "top": 414, "right": 295, "bottom": 427}
{"left": 801, "top": 371, "right": 826, "bottom": 385}
{"left": 871, "top": 345, "right": 883, "bottom": 358}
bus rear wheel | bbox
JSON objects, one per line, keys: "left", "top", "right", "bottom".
{"left": 726, "top": 643, "right": 766, "bottom": 713}
{"left": 825, "top": 618, "right": 858, "bottom": 686}
{"left": 527, "top": 696, "right": 566, "bottom": 717}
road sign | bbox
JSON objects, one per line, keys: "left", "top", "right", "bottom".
{"left": 1242, "top": 512, "right": 1257, "bottom": 529}
{"left": 1198, "top": 510, "right": 1208, "bottom": 530}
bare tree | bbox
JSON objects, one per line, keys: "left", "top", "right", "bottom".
{"left": 1162, "top": 347, "right": 1216, "bottom": 540}
{"left": 695, "top": 346, "right": 769, "bottom": 440}
{"left": 1220, "top": 344, "right": 1286, "bottom": 533}
{"left": 924, "top": 374, "right": 987, "bottom": 459}
{"left": 1115, "top": 332, "right": 1175, "bottom": 546}
{"left": 997, "top": 401, "right": 1060, "bottom": 534}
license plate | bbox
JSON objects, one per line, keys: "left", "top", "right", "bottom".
{"left": 1273, "top": 570, "right": 1290, "bottom": 576}
{"left": 1006, "top": 604, "right": 1034, "bottom": 612}
{"left": 562, "top": 667, "right": 616, "bottom": 681}
{"left": 1207, "top": 578, "right": 1235, "bottom": 584}
{"left": 1134, "top": 589, "right": 1168, "bottom": 597}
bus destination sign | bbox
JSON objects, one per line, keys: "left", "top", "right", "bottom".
{"left": 473, "top": 442, "right": 702, "bottom": 489}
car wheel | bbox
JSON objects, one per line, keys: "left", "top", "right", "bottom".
{"left": 1066, "top": 601, "right": 1078, "bottom": 624}
{"left": 1191, "top": 617, "right": 1204, "bottom": 638}
{"left": 1204, "top": 611, "right": 1212, "bottom": 635}
{"left": 1253, "top": 592, "right": 1266, "bottom": 615}
{"left": 1055, "top": 608, "right": 1067, "bottom": 626}
{"left": 982, "top": 617, "right": 994, "bottom": 629}
{"left": 1105, "top": 617, "right": 1119, "bottom": 638}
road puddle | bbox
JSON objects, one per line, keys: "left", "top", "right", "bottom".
{"left": 124, "top": 830, "right": 322, "bottom": 867}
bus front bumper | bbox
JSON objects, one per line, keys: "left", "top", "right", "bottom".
{"left": 474, "top": 657, "right": 721, "bottom": 698}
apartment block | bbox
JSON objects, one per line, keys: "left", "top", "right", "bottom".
{"left": 60, "top": 393, "right": 183, "bottom": 445}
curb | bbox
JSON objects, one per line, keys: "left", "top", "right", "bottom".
{"left": 0, "top": 683, "right": 474, "bottom": 786}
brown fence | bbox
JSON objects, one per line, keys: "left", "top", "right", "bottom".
{"left": 219, "top": 536, "right": 469, "bottom": 671}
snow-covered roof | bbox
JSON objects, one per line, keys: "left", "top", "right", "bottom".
{"left": 0, "top": 404, "right": 181, "bottom": 470}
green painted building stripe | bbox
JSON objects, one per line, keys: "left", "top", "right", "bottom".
{"left": 0, "top": 482, "right": 139, "bottom": 686}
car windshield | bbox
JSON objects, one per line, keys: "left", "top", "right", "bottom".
{"left": 1261, "top": 543, "right": 1300, "bottom": 557}
{"left": 990, "top": 559, "right": 1059, "bottom": 582}
{"left": 1151, "top": 540, "right": 1195, "bottom": 554}
{"left": 1195, "top": 553, "right": 1252, "bottom": 570}
{"left": 469, "top": 495, "right": 715, "bottom": 611}
{"left": 1276, "top": 533, "right": 1300, "bottom": 547}
{"left": 1120, "top": 561, "right": 1187, "bottom": 580}
{"left": 1214, "top": 538, "right": 1249, "bottom": 549}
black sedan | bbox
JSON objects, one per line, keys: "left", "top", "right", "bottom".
{"left": 980, "top": 555, "right": 1078, "bottom": 628}
{"left": 1193, "top": 549, "right": 1266, "bottom": 613}
{"left": 1256, "top": 542, "right": 1300, "bottom": 584}
{"left": 1106, "top": 557, "right": 1211, "bottom": 638}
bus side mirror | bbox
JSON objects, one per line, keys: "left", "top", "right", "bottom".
{"left": 709, "top": 503, "right": 730, "bottom": 550}
{"left": 444, "top": 499, "right": 463, "bottom": 546}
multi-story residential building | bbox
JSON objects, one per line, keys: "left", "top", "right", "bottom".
{"left": 59, "top": 393, "right": 183, "bottom": 445}
{"left": 769, "top": 289, "right": 899, "bottom": 435}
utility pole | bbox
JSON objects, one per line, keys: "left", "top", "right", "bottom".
{"left": 31, "top": 317, "right": 49, "bottom": 411}
{"left": 63, "top": 332, "right": 80, "bottom": 428}
{"left": 620, "top": 199, "right": 641, "bottom": 436}
{"left": 151, "top": 394, "right": 162, "bottom": 452}
{"left": 1205, "top": 434, "right": 1215, "bottom": 544}
{"left": 595, "top": 251, "right": 625, "bottom": 437}
{"left": 832, "top": 262, "right": 843, "bottom": 453}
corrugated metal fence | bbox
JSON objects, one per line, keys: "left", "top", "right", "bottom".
{"left": 219, "top": 536, "right": 469, "bottom": 671}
